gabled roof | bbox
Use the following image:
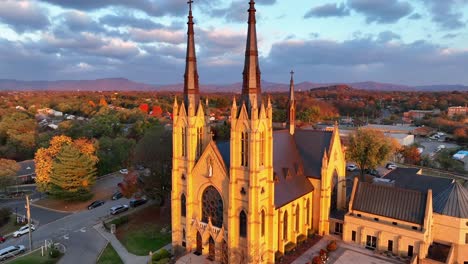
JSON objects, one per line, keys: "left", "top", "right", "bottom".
{"left": 384, "top": 168, "right": 453, "bottom": 197}
{"left": 16, "top": 160, "right": 36, "bottom": 177}
{"left": 293, "top": 129, "right": 333, "bottom": 179}
{"left": 352, "top": 182, "right": 427, "bottom": 225}
{"left": 273, "top": 130, "right": 314, "bottom": 208}
{"left": 433, "top": 182, "right": 468, "bottom": 219}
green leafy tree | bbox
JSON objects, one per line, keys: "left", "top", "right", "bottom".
{"left": 97, "top": 137, "right": 135, "bottom": 175}
{"left": 347, "top": 129, "right": 397, "bottom": 181}
{"left": 435, "top": 150, "right": 465, "bottom": 173}
{"left": 49, "top": 144, "right": 98, "bottom": 200}
{"left": 0, "top": 159, "right": 19, "bottom": 192}
{"left": 133, "top": 125, "right": 172, "bottom": 204}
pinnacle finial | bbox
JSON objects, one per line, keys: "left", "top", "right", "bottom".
{"left": 290, "top": 70, "right": 294, "bottom": 79}
{"left": 188, "top": 0, "right": 193, "bottom": 12}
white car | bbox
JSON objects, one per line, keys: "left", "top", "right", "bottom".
{"left": 386, "top": 163, "right": 397, "bottom": 170}
{"left": 119, "top": 169, "right": 128, "bottom": 174}
{"left": 110, "top": 205, "right": 129, "bottom": 215}
{"left": 13, "top": 225, "right": 35, "bottom": 238}
{"left": 0, "top": 245, "right": 25, "bottom": 261}
{"left": 346, "top": 164, "right": 358, "bottom": 171}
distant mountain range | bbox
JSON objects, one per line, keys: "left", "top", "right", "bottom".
{"left": 0, "top": 78, "right": 466, "bottom": 92}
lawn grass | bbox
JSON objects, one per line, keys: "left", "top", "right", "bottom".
{"left": 0, "top": 215, "right": 19, "bottom": 236}
{"left": 97, "top": 243, "right": 123, "bottom": 264}
{"left": 8, "top": 249, "right": 61, "bottom": 264}
{"left": 119, "top": 225, "right": 171, "bottom": 256}
{"left": 115, "top": 204, "right": 171, "bottom": 256}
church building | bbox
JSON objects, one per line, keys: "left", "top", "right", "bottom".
{"left": 171, "top": 1, "right": 347, "bottom": 263}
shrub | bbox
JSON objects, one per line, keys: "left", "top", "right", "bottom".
{"left": 319, "top": 249, "right": 328, "bottom": 257}
{"left": 312, "top": 256, "right": 323, "bottom": 264}
{"left": 49, "top": 247, "right": 60, "bottom": 258}
{"left": 152, "top": 249, "right": 171, "bottom": 262}
{"left": 284, "top": 242, "right": 296, "bottom": 255}
{"left": 307, "top": 229, "right": 315, "bottom": 238}
{"left": 275, "top": 251, "right": 284, "bottom": 263}
{"left": 297, "top": 234, "right": 307, "bottom": 245}
{"left": 327, "top": 240, "right": 337, "bottom": 252}
{"left": 155, "top": 258, "right": 170, "bottom": 264}
{"left": 109, "top": 215, "right": 129, "bottom": 227}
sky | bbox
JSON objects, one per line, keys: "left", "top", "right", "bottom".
{"left": 0, "top": 0, "right": 468, "bottom": 86}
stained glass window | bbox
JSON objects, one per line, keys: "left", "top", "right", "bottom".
{"left": 202, "top": 186, "right": 223, "bottom": 228}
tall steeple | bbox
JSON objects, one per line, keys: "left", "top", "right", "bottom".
{"left": 240, "top": 0, "right": 262, "bottom": 111}
{"left": 287, "top": 70, "right": 296, "bottom": 135}
{"left": 184, "top": 0, "right": 200, "bottom": 111}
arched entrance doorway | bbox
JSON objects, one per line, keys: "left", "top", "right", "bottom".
{"left": 208, "top": 237, "right": 215, "bottom": 261}
{"left": 202, "top": 186, "right": 224, "bottom": 228}
{"left": 196, "top": 232, "right": 202, "bottom": 255}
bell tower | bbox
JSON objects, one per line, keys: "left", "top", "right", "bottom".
{"left": 287, "top": 70, "right": 296, "bottom": 135}
{"left": 228, "top": 1, "right": 275, "bottom": 262}
{"left": 172, "top": 0, "right": 210, "bottom": 254}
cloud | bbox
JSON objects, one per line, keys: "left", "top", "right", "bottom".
{"left": 0, "top": 0, "right": 50, "bottom": 33}
{"left": 304, "top": 3, "right": 350, "bottom": 18}
{"left": 421, "top": 0, "right": 467, "bottom": 30}
{"left": 408, "top": 13, "right": 422, "bottom": 20}
{"left": 99, "top": 13, "right": 164, "bottom": 30}
{"left": 348, "top": 0, "right": 413, "bottom": 24}
{"left": 40, "top": 0, "right": 186, "bottom": 17}
{"left": 263, "top": 36, "right": 468, "bottom": 85}
{"left": 128, "top": 28, "right": 185, "bottom": 44}
{"left": 377, "top": 31, "right": 401, "bottom": 42}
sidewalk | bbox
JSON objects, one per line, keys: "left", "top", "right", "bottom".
{"left": 94, "top": 223, "right": 150, "bottom": 264}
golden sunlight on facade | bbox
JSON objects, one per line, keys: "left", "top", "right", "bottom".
{"left": 171, "top": 1, "right": 468, "bottom": 264}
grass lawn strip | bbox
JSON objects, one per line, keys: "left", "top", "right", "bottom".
{"left": 114, "top": 204, "right": 171, "bottom": 256}
{"left": 8, "top": 248, "right": 61, "bottom": 264}
{"left": 96, "top": 243, "right": 123, "bottom": 264}
{"left": 119, "top": 226, "right": 171, "bottom": 256}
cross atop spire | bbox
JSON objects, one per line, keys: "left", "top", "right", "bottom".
{"left": 240, "top": 0, "right": 261, "bottom": 113}
{"left": 184, "top": 0, "right": 200, "bottom": 112}
{"left": 289, "top": 70, "right": 295, "bottom": 101}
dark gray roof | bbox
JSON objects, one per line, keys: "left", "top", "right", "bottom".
{"left": 273, "top": 130, "right": 314, "bottom": 208}
{"left": 384, "top": 168, "right": 454, "bottom": 197}
{"left": 433, "top": 182, "right": 468, "bottom": 218}
{"left": 216, "top": 141, "right": 230, "bottom": 169}
{"left": 293, "top": 129, "right": 333, "bottom": 179}
{"left": 352, "top": 182, "right": 427, "bottom": 225}
{"left": 16, "top": 160, "right": 35, "bottom": 177}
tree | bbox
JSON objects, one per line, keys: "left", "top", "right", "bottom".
{"left": 133, "top": 125, "right": 172, "bottom": 203}
{"left": 35, "top": 135, "right": 98, "bottom": 198}
{"left": 96, "top": 136, "right": 135, "bottom": 175}
{"left": 0, "top": 159, "right": 19, "bottom": 192}
{"left": 48, "top": 144, "right": 97, "bottom": 200}
{"left": 399, "top": 145, "right": 421, "bottom": 165}
{"left": 347, "top": 129, "right": 397, "bottom": 181}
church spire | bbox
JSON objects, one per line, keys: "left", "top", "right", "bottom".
{"left": 241, "top": 0, "right": 262, "bottom": 111}
{"left": 287, "top": 70, "right": 296, "bottom": 135}
{"left": 184, "top": 0, "right": 200, "bottom": 111}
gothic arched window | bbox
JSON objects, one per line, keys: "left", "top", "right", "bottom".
{"left": 181, "top": 127, "right": 186, "bottom": 157}
{"left": 241, "top": 132, "right": 249, "bottom": 167}
{"left": 196, "top": 127, "right": 203, "bottom": 159}
{"left": 181, "top": 194, "right": 186, "bottom": 217}
{"left": 261, "top": 210, "right": 265, "bottom": 237}
{"left": 283, "top": 210, "right": 288, "bottom": 241}
{"left": 240, "top": 210, "right": 247, "bottom": 237}
{"left": 259, "top": 131, "right": 265, "bottom": 166}
{"left": 306, "top": 199, "right": 310, "bottom": 226}
{"left": 295, "top": 205, "right": 300, "bottom": 232}
{"left": 202, "top": 186, "right": 223, "bottom": 228}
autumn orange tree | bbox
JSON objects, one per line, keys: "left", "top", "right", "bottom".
{"left": 35, "top": 135, "right": 98, "bottom": 200}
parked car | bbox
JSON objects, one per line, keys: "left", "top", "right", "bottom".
{"left": 364, "top": 169, "right": 380, "bottom": 176}
{"left": 111, "top": 191, "right": 123, "bottom": 200}
{"left": 119, "top": 169, "right": 129, "bottom": 174}
{"left": 129, "top": 198, "right": 147, "bottom": 208}
{"left": 0, "top": 236, "right": 5, "bottom": 243}
{"left": 346, "top": 164, "right": 358, "bottom": 171}
{"left": 13, "top": 225, "right": 35, "bottom": 238}
{"left": 0, "top": 245, "right": 25, "bottom": 261}
{"left": 87, "top": 200, "right": 105, "bottom": 210}
{"left": 386, "top": 163, "right": 397, "bottom": 170}
{"left": 110, "top": 205, "right": 129, "bottom": 215}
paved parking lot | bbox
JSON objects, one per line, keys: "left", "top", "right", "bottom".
{"left": 415, "top": 137, "right": 460, "bottom": 157}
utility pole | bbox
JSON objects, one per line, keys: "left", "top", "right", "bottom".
{"left": 25, "top": 194, "right": 32, "bottom": 251}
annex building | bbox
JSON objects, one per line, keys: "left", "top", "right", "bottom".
{"left": 171, "top": 1, "right": 468, "bottom": 264}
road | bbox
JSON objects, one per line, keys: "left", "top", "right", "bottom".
{"left": 1, "top": 199, "right": 70, "bottom": 227}
{"left": 1, "top": 197, "right": 134, "bottom": 264}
